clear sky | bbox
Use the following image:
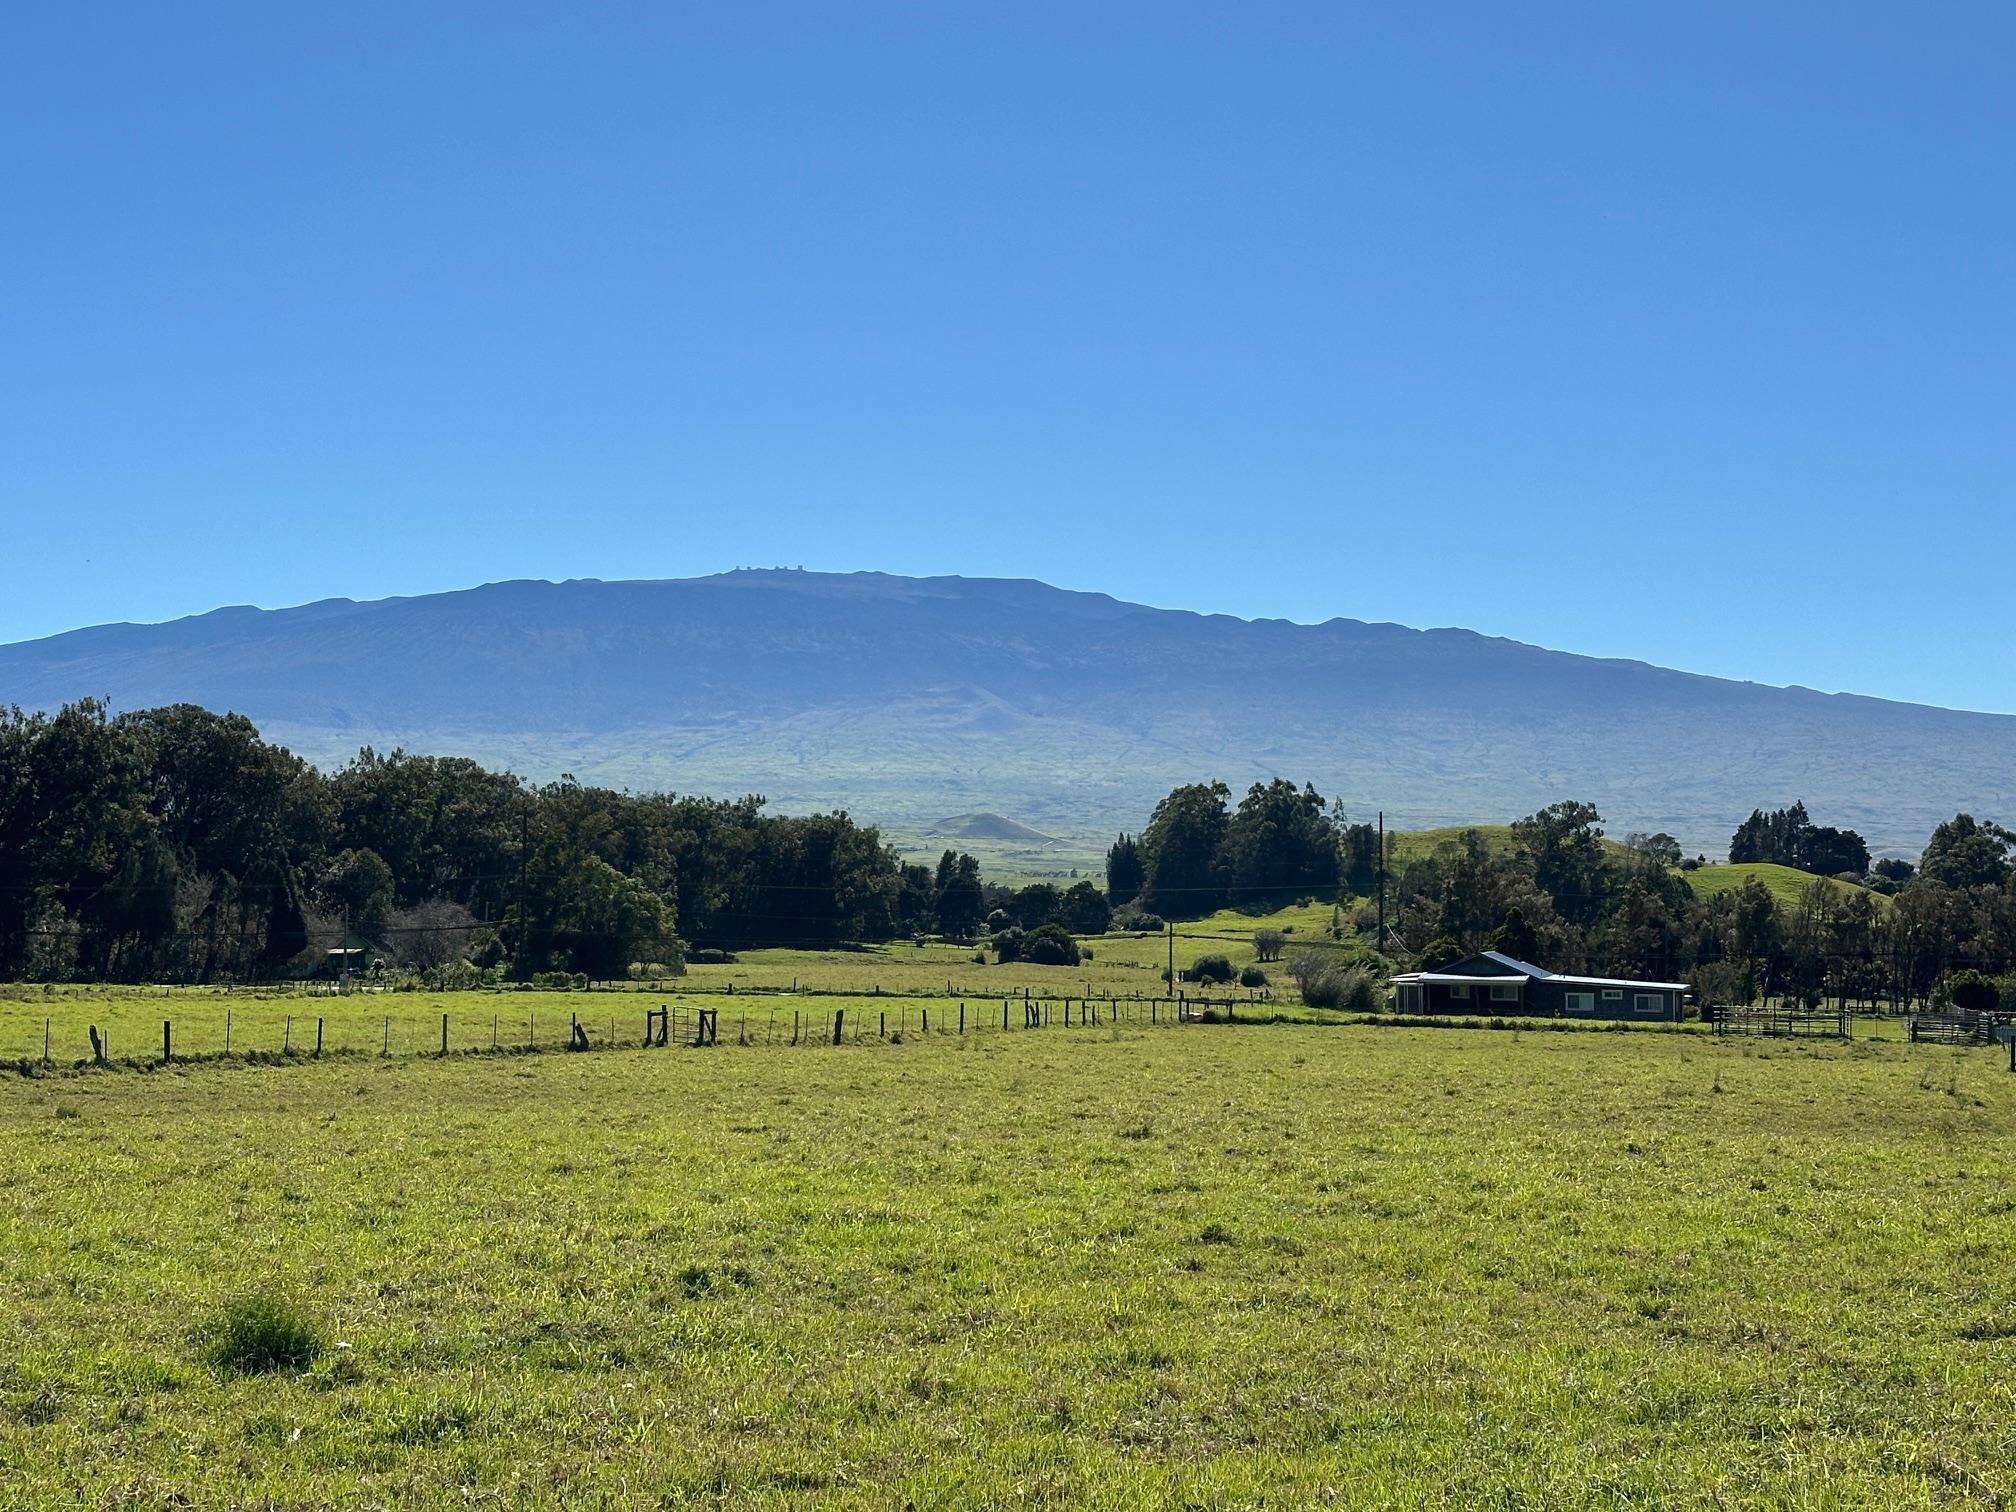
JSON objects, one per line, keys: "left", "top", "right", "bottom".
{"left": 3, "top": 4, "right": 2011, "bottom": 710}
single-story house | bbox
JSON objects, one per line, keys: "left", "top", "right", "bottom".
{"left": 1389, "top": 950, "right": 1688, "bottom": 1021}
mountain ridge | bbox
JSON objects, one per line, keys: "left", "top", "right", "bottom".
{"left": 1, "top": 569, "right": 2009, "bottom": 855}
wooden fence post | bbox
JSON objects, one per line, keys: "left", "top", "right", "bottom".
{"left": 440, "top": 1013, "right": 449, "bottom": 1057}
{"left": 960, "top": 1003, "right": 965, "bottom": 1034}
{"left": 162, "top": 1020, "right": 171, "bottom": 1065}
{"left": 832, "top": 1009, "right": 844, "bottom": 1046}
{"left": 224, "top": 1008, "right": 231, "bottom": 1057}
{"left": 315, "top": 1018, "right": 324, "bottom": 1057}
{"left": 383, "top": 1016, "right": 390, "bottom": 1056}
{"left": 284, "top": 1016, "right": 292, "bottom": 1054}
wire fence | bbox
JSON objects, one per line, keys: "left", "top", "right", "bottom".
{"left": 0, "top": 991, "right": 1273, "bottom": 1072}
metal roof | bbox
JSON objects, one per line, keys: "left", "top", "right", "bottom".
{"left": 1542, "top": 974, "right": 1691, "bottom": 991}
{"left": 1477, "top": 950, "right": 1550, "bottom": 976}
{"left": 1391, "top": 967, "right": 1690, "bottom": 992}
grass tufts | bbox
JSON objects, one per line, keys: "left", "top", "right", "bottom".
{"left": 199, "top": 1292, "right": 326, "bottom": 1375}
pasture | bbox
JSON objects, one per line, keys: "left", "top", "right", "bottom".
{"left": 4, "top": 1009, "right": 2015, "bottom": 1508}
{"left": 1683, "top": 862, "right": 1878, "bottom": 909}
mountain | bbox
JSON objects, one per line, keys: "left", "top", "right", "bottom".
{"left": 930, "top": 814, "right": 1060, "bottom": 844}
{"left": 0, "top": 569, "right": 2009, "bottom": 856}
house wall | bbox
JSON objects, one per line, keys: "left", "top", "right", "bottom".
{"left": 1398, "top": 980, "right": 1680, "bottom": 1021}
{"left": 1535, "top": 981, "right": 1678, "bottom": 1021}
{"left": 1421, "top": 981, "right": 1526, "bottom": 1013}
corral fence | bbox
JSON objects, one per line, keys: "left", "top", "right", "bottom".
{"left": 5, "top": 991, "right": 1267, "bottom": 1074}
{"left": 1704, "top": 1003, "right": 1852, "bottom": 1040}
{"left": 1906, "top": 1007, "right": 2010, "bottom": 1046}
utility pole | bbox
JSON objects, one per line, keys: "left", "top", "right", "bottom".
{"left": 1376, "top": 811, "right": 1387, "bottom": 952}
{"left": 1167, "top": 921, "right": 1175, "bottom": 991}
{"left": 515, "top": 808, "right": 531, "bottom": 970}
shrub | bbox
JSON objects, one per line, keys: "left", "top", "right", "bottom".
{"left": 1025, "top": 923, "right": 1081, "bottom": 967}
{"left": 1252, "top": 929, "right": 1286, "bottom": 961}
{"left": 1239, "top": 965, "right": 1267, "bottom": 988}
{"left": 690, "top": 949, "right": 738, "bottom": 966}
{"left": 1185, "top": 954, "right": 1235, "bottom": 984}
{"left": 627, "top": 960, "right": 687, "bottom": 979}
{"left": 1950, "top": 969, "right": 2000, "bottom": 1012}
{"left": 1113, "top": 906, "right": 1164, "bottom": 933}
{"left": 200, "top": 1293, "right": 325, "bottom": 1375}
{"left": 1287, "top": 949, "right": 1378, "bottom": 1010}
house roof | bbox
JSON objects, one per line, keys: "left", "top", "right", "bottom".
{"left": 1389, "top": 949, "right": 1690, "bottom": 992}
{"left": 1405, "top": 950, "right": 1550, "bottom": 979}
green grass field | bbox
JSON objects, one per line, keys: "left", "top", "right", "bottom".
{"left": 4, "top": 1009, "right": 2014, "bottom": 1508}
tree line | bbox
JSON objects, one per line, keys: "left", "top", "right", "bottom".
{"left": 1108, "top": 781, "right": 2016, "bottom": 1009}
{"left": 0, "top": 701, "right": 1000, "bottom": 983}
{"left": 10, "top": 699, "right": 2015, "bottom": 1006}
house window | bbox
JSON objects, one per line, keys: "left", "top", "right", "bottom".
{"left": 1449, "top": 983, "right": 1470, "bottom": 999}
{"left": 1490, "top": 984, "right": 1517, "bottom": 1001}
{"left": 1602, "top": 989, "right": 1623, "bottom": 1001}
{"left": 1634, "top": 993, "right": 1665, "bottom": 1015}
{"left": 1564, "top": 992, "right": 1595, "bottom": 1015}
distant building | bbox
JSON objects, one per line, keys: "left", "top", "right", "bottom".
{"left": 1389, "top": 950, "right": 1686, "bottom": 1021}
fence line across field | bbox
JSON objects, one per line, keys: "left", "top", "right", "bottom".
{"left": 4, "top": 991, "right": 1260, "bottom": 1068}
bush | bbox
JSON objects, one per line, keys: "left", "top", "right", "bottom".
{"left": 1950, "top": 969, "right": 2000, "bottom": 1012}
{"left": 1239, "top": 965, "right": 1267, "bottom": 988}
{"left": 1287, "top": 949, "right": 1378, "bottom": 1010}
{"left": 1025, "top": 923, "right": 1081, "bottom": 967}
{"left": 1185, "top": 954, "right": 1235, "bottom": 984}
{"left": 1252, "top": 929, "right": 1286, "bottom": 961}
{"left": 627, "top": 960, "right": 687, "bottom": 979}
{"left": 1113, "top": 906, "right": 1164, "bottom": 933}
{"left": 690, "top": 949, "right": 738, "bottom": 966}
{"left": 200, "top": 1293, "right": 325, "bottom": 1375}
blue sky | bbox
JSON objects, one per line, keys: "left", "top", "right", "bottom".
{"left": 3, "top": 3, "right": 2012, "bottom": 709}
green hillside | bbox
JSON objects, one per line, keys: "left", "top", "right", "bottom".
{"left": 1386, "top": 824, "right": 1643, "bottom": 870}
{"left": 1683, "top": 861, "right": 1877, "bottom": 909}
{"left": 1384, "top": 825, "right": 1519, "bottom": 868}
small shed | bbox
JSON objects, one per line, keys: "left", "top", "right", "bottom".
{"left": 1389, "top": 950, "right": 1687, "bottom": 1022}
{"left": 326, "top": 933, "right": 376, "bottom": 977}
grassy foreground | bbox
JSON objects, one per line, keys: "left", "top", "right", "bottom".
{"left": 4, "top": 1025, "right": 2015, "bottom": 1508}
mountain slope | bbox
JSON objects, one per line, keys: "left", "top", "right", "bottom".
{"left": 0, "top": 569, "right": 2007, "bottom": 854}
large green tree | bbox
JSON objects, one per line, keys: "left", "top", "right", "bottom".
{"left": 1140, "top": 782, "right": 1230, "bottom": 917}
{"left": 1919, "top": 814, "right": 2014, "bottom": 890}
{"left": 1219, "top": 780, "right": 1341, "bottom": 905}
